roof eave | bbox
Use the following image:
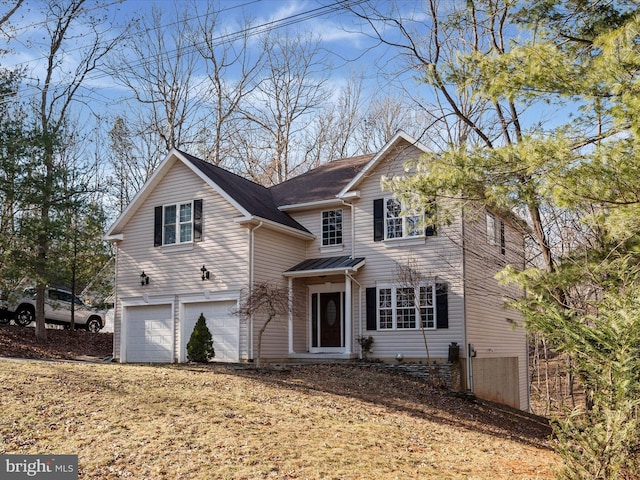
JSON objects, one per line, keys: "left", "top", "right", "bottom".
{"left": 278, "top": 198, "right": 345, "bottom": 212}
{"left": 105, "top": 148, "right": 181, "bottom": 237}
{"left": 235, "top": 216, "right": 315, "bottom": 240}
{"left": 337, "top": 130, "right": 429, "bottom": 197}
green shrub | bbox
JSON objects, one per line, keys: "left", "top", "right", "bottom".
{"left": 187, "top": 313, "right": 215, "bottom": 362}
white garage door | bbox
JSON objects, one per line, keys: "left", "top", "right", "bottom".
{"left": 126, "top": 304, "right": 173, "bottom": 363}
{"left": 183, "top": 301, "right": 238, "bottom": 362}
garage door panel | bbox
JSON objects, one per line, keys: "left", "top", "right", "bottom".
{"left": 126, "top": 305, "right": 173, "bottom": 363}
{"left": 184, "top": 301, "right": 238, "bottom": 363}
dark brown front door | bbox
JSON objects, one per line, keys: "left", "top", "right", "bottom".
{"left": 320, "top": 292, "right": 342, "bottom": 347}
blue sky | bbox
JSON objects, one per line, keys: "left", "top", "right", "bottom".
{"left": 0, "top": 0, "right": 571, "bottom": 154}
{"left": 2, "top": 0, "right": 411, "bottom": 115}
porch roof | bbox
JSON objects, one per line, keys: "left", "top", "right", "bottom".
{"left": 283, "top": 255, "right": 365, "bottom": 278}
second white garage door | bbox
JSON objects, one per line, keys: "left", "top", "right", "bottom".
{"left": 183, "top": 301, "right": 239, "bottom": 362}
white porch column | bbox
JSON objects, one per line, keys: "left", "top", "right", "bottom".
{"left": 288, "top": 276, "right": 294, "bottom": 355}
{"left": 345, "top": 274, "right": 352, "bottom": 355}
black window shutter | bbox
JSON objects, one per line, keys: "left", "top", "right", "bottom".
{"left": 436, "top": 283, "right": 448, "bottom": 329}
{"left": 154, "top": 206, "right": 163, "bottom": 247}
{"left": 500, "top": 219, "right": 505, "bottom": 255}
{"left": 366, "top": 287, "right": 377, "bottom": 330}
{"left": 194, "top": 199, "right": 203, "bottom": 242}
{"left": 425, "top": 200, "right": 437, "bottom": 237}
{"left": 373, "top": 199, "right": 384, "bottom": 242}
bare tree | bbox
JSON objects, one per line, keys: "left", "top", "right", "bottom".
{"left": 191, "top": 4, "right": 264, "bottom": 167}
{"left": 235, "top": 281, "right": 290, "bottom": 369}
{"left": 107, "top": 4, "right": 202, "bottom": 153}
{"left": 394, "top": 255, "right": 433, "bottom": 363}
{"left": 0, "top": 0, "right": 23, "bottom": 43}
{"left": 107, "top": 115, "right": 165, "bottom": 213}
{"left": 239, "top": 32, "right": 331, "bottom": 185}
{"left": 303, "top": 72, "right": 365, "bottom": 165}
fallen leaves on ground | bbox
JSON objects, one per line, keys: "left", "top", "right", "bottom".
{"left": 0, "top": 324, "right": 112, "bottom": 360}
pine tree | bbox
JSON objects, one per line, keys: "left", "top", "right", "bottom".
{"left": 186, "top": 313, "right": 215, "bottom": 363}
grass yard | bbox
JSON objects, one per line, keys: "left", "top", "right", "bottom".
{"left": 0, "top": 360, "right": 559, "bottom": 479}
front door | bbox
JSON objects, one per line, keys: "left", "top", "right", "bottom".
{"left": 311, "top": 291, "right": 344, "bottom": 350}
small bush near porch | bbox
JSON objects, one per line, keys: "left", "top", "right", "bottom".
{"left": 0, "top": 361, "right": 557, "bottom": 479}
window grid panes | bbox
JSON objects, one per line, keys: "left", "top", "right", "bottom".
{"left": 486, "top": 212, "right": 497, "bottom": 245}
{"left": 179, "top": 203, "right": 192, "bottom": 242}
{"left": 322, "top": 209, "right": 343, "bottom": 246}
{"left": 164, "top": 202, "right": 193, "bottom": 245}
{"left": 385, "top": 197, "right": 423, "bottom": 239}
{"left": 396, "top": 287, "right": 416, "bottom": 329}
{"left": 164, "top": 205, "right": 176, "bottom": 245}
{"left": 378, "top": 288, "right": 393, "bottom": 329}
{"left": 378, "top": 285, "right": 436, "bottom": 330}
{"left": 420, "top": 286, "right": 435, "bottom": 328}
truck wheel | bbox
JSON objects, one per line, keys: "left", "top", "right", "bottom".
{"left": 15, "top": 306, "right": 34, "bottom": 327}
{"left": 85, "top": 317, "right": 102, "bottom": 333}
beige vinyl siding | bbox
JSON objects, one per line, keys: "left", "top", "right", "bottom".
{"left": 290, "top": 206, "right": 352, "bottom": 257}
{"left": 252, "top": 226, "right": 307, "bottom": 360}
{"left": 463, "top": 204, "right": 528, "bottom": 409}
{"left": 113, "top": 159, "right": 250, "bottom": 359}
{"left": 348, "top": 142, "right": 465, "bottom": 361}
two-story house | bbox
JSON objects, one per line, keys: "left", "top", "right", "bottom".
{"left": 105, "top": 131, "right": 529, "bottom": 410}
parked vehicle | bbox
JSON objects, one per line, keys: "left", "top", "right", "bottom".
{"left": 6, "top": 287, "right": 106, "bottom": 332}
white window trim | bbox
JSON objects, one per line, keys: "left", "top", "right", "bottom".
{"left": 376, "top": 284, "right": 436, "bottom": 331}
{"left": 321, "top": 208, "right": 343, "bottom": 247}
{"left": 486, "top": 212, "right": 497, "bottom": 245}
{"left": 384, "top": 197, "right": 424, "bottom": 241}
{"left": 163, "top": 201, "right": 194, "bottom": 246}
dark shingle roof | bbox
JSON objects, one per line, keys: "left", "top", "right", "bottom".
{"left": 270, "top": 154, "right": 374, "bottom": 206}
{"left": 179, "top": 151, "right": 310, "bottom": 233}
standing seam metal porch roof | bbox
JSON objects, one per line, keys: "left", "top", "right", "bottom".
{"left": 284, "top": 256, "right": 366, "bottom": 277}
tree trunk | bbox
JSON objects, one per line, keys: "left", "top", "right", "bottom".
{"left": 256, "top": 313, "right": 274, "bottom": 369}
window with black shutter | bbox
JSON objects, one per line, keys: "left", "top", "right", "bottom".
{"left": 154, "top": 199, "right": 202, "bottom": 246}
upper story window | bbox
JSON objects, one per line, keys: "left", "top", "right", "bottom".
{"left": 164, "top": 202, "right": 193, "bottom": 245}
{"left": 385, "top": 198, "right": 422, "bottom": 239}
{"left": 154, "top": 199, "right": 202, "bottom": 247}
{"left": 486, "top": 211, "right": 506, "bottom": 255}
{"left": 486, "top": 212, "right": 497, "bottom": 245}
{"left": 373, "top": 198, "right": 436, "bottom": 242}
{"left": 321, "top": 209, "right": 342, "bottom": 246}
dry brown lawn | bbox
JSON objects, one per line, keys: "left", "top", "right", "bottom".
{"left": 0, "top": 359, "right": 559, "bottom": 479}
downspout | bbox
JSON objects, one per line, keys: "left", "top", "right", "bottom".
{"left": 523, "top": 229, "right": 530, "bottom": 411}
{"left": 249, "top": 221, "right": 264, "bottom": 362}
{"left": 461, "top": 207, "right": 473, "bottom": 393}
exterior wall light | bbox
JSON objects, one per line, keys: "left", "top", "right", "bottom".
{"left": 201, "top": 265, "right": 210, "bottom": 281}
{"left": 140, "top": 271, "right": 149, "bottom": 286}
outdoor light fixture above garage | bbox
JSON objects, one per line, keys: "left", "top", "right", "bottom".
{"left": 200, "top": 265, "right": 210, "bottom": 281}
{"left": 140, "top": 271, "right": 149, "bottom": 286}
